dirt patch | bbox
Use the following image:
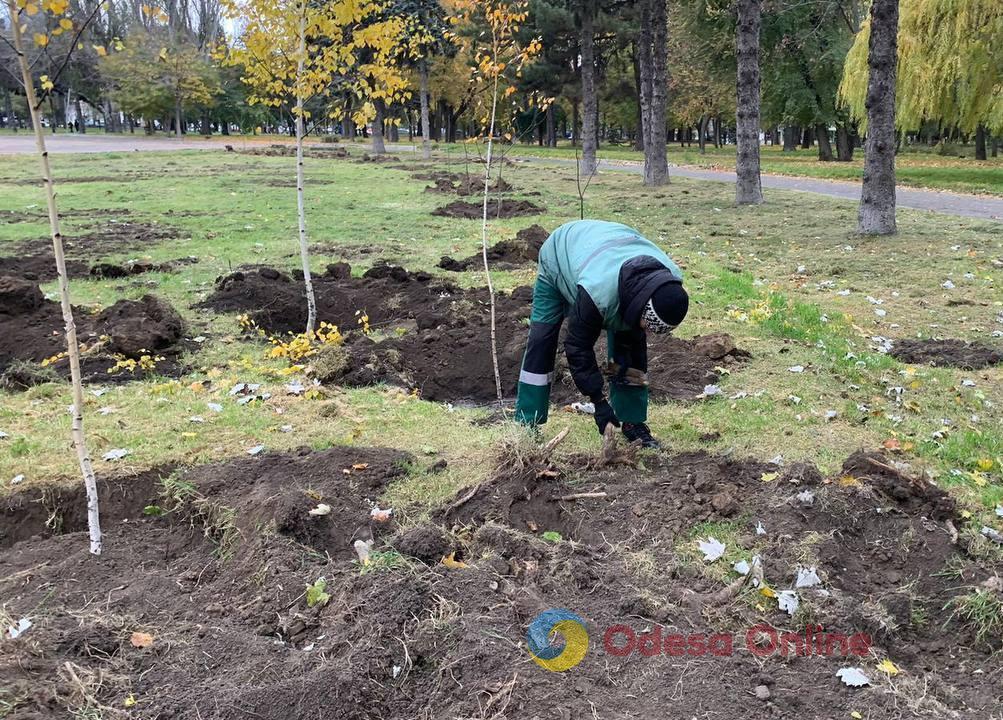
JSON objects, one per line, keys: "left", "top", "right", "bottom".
{"left": 424, "top": 175, "right": 513, "bottom": 196}
{"left": 202, "top": 268, "right": 744, "bottom": 404}
{"left": 237, "top": 144, "right": 349, "bottom": 159}
{"left": 432, "top": 198, "right": 545, "bottom": 219}
{"left": 891, "top": 338, "right": 1003, "bottom": 370}
{"left": 0, "top": 283, "right": 191, "bottom": 386}
{"left": 2, "top": 443, "right": 999, "bottom": 718}
{"left": 89, "top": 256, "right": 198, "bottom": 279}
{"left": 0, "top": 221, "right": 182, "bottom": 282}
{"left": 197, "top": 263, "right": 461, "bottom": 336}
{"left": 439, "top": 224, "right": 549, "bottom": 271}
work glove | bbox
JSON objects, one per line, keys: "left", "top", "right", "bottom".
{"left": 593, "top": 398, "right": 621, "bottom": 436}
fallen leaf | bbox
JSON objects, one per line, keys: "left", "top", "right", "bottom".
{"left": 851, "top": 712, "right": 863, "bottom": 719}
{"left": 838, "top": 475, "right": 861, "bottom": 487}
{"left": 876, "top": 659, "right": 900, "bottom": 676}
{"left": 124, "top": 694, "right": 137, "bottom": 708}
{"left": 697, "top": 536, "right": 726, "bottom": 562}
{"left": 760, "top": 472, "right": 779, "bottom": 483}
{"left": 882, "top": 438, "right": 902, "bottom": 451}
{"left": 836, "top": 667, "right": 871, "bottom": 687}
{"left": 305, "top": 578, "right": 330, "bottom": 607}
{"left": 308, "top": 503, "right": 331, "bottom": 517}
{"left": 441, "top": 552, "right": 468, "bottom": 570}
{"left": 130, "top": 631, "right": 154, "bottom": 648}
{"left": 351, "top": 463, "right": 369, "bottom": 470}
{"left": 759, "top": 586, "right": 777, "bottom": 598}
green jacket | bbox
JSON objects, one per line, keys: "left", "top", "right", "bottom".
{"left": 537, "top": 220, "right": 683, "bottom": 331}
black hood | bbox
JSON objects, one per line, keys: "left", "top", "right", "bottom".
{"left": 618, "top": 255, "right": 682, "bottom": 327}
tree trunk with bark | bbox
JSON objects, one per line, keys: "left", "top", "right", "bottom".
{"left": 419, "top": 58, "right": 432, "bottom": 160}
{"left": 698, "top": 115, "right": 709, "bottom": 154}
{"left": 816, "top": 123, "right": 833, "bottom": 160}
{"left": 975, "top": 124, "right": 987, "bottom": 160}
{"left": 735, "top": 0, "right": 763, "bottom": 204}
{"left": 175, "top": 95, "right": 183, "bottom": 138}
{"left": 857, "top": 0, "right": 899, "bottom": 235}
{"left": 8, "top": 0, "right": 102, "bottom": 554}
{"left": 545, "top": 104, "right": 556, "bottom": 146}
{"left": 782, "top": 125, "right": 797, "bottom": 151}
{"left": 801, "top": 126, "right": 812, "bottom": 148}
{"left": 638, "top": 0, "right": 668, "bottom": 185}
{"left": 836, "top": 123, "right": 854, "bottom": 161}
{"left": 580, "top": 0, "right": 598, "bottom": 176}
{"left": 372, "top": 99, "right": 387, "bottom": 154}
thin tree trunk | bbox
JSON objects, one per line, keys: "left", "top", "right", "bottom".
{"left": 481, "top": 65, "right": 502, "bottom": 402}
{"left": 295, "top": 5, "right": 317, "bottom": 333}
{"left": 372, "top": 99, "right": 386, "bottom": 154}
{"left": 735, "top": 0, "right": 763, "bottom": 204}
{"left": 857, "top": 0, "right": 898, "bottom": 235}
{"left": 8, "top": 1, "right": 102, "bottom": 555}
{"left": 545, "top": 103, "right": 556, "bottom": 146}
{"left": 714, "top": 115, "right": 722, "bottom": 147}
{"left": 419, "top": 58, "right": 432, "bottom": 160}
{"left": 975, "top": 124, "right": 987, "bottom": 160}
{"left": 698, "top": 115, "right": 709, "bottom": 154}
{"left": 816, "top": 123, "right": 833, "bottom": 161}
{"left": 571, "top": 101, "right": 579, "bottom": 146}
{"left": 175, "top": 94, "right": 183, "bottom": 138}
{"left": 580, "top": 0, "right": 598, "bottom": 176}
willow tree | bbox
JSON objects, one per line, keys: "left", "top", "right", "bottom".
{"left": 221, "top": 0, "right": 410, "bottom": 333}
{"left": 5, "top": 0, "right": 105, "bottom": 554}
{"left": 841, "top": 0, "right": 1003, "bottom": 159}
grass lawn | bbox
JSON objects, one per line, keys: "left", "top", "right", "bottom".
{"left": 1, "top": 145, "right": 1002, "bottom": 529}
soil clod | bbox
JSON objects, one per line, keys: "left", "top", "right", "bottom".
{"left": 891, "top": 338, "right": 1003, "bottom": 369}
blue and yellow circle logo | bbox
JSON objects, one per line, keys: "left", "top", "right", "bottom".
{"left": 526, "top": 608, "right": 589, "bottom": 672}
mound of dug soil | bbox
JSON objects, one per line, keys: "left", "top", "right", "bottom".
{"left": 891, "top": 338, "right": 1003, "bottom": 370}
{"left": 0, "top": 221, "right": 182, "bottom": 282}
{"left": 3, "top": 442, "right": 999, "bottom": 718}
{"left": 238, "top": 144, "right": 349, "bottom": 159}
{"left": 432, "top": 198, "right": 545, "bottom": 219}
{"left": 198, "top": 263, "right": 461, "bottom": 336}
{"left": 0, "top": 281, "right": 190, "bottom": 387}
{"left": 438, "top": 224, "right": 549, "bottom": 271}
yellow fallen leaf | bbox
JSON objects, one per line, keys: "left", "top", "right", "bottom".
{"left": 180, "top": 432, "right": 197, "bottom": 439}
{"left": 760, "top": 586, "right": 777, "bottom": 598}
{"left": 977, "top": 458, "right": 994, "bottom": 472}
{"left": 34, "top": 32, "right": 49, "bottom": 47}
{"left": 441, "top": 552, "right": 467, "bottom": 570}
{"left": 959, "top": 509, "right": 973, "bottom": 520}
{"left": 760, "top": 472, "right": 779, "bottom": 483}
{"left": 838, "top": 475, "right": 861, "bottom": 487}
{"left": 130, "top": 631, "right": 154, "bottom": 648}
{"left": 351, "top": 463, "right": 369, "bottom": 470}
{"left": 877, "top": 658, "right": 900, "bottom": 676}
{"left": 124, "top": 694, "right": 137, "bottom": 708}
{"left": 850, "top": 712, "right": 862, "bottom": 719}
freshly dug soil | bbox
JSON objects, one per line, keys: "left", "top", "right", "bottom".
{"left": 431, "top": 198, "right": 545, "bottom": 219}
{"left": 201, "top": 266, "right": 744, "bottom": 404}
{"left": 0, "top": 221, "right": 181, "bottom": 282}
{"left": 2, "top": 444, "right": 998, "bottom": 718}
{"left": 891, "top": 338, "right": 1003, "bottom": 370}
{"left": 238, "top": 144, "right": 349, "bottom": 159}
{"left": 438, "top": 224, "right": 549, "bottom": 271}
{"left": 0, "top": 281, "right": 190, "bottom": 385}
{"left": 197, "top": 263, "right": 461, "bottom": 336}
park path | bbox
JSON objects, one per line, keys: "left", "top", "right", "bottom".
{"left": 523, "top": 155, "right": 1003, "bottom": 223}
{"left": 3, "top": 133, "right": 1001, "bottom": 223}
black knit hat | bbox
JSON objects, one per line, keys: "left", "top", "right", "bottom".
{"left": 645, "top": 282, "right": 689, "bottom": 332}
